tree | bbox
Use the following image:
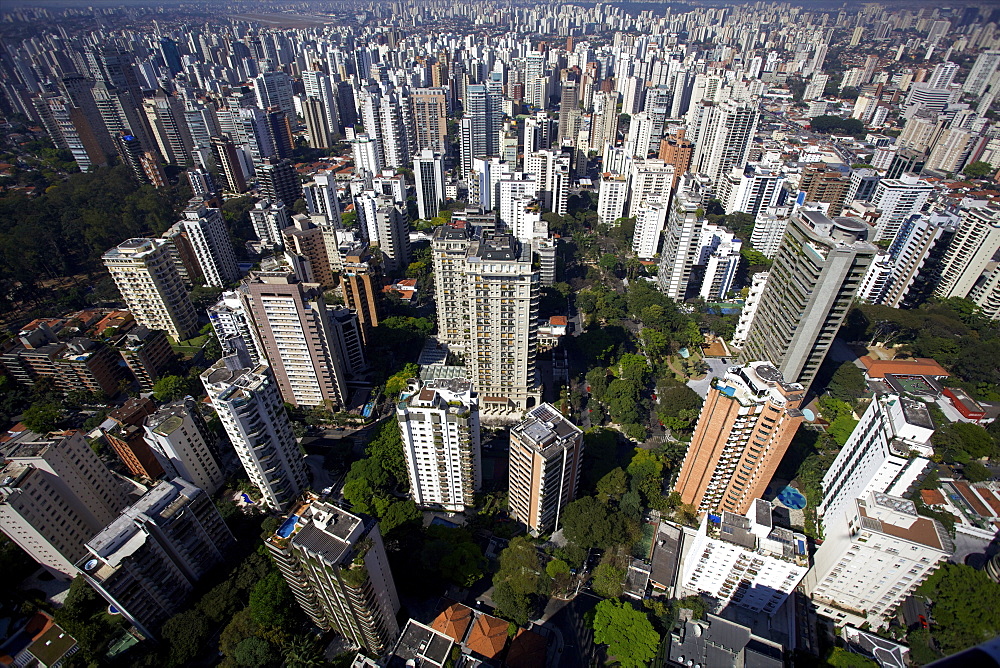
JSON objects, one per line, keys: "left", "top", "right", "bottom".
{"left": 918, "top": 563, "right": 1000, "bottom": 655}
{"left": 284, "top": 636, "right": 325, "bottom": 668}
{"left": 963, "top": 460, "right": 992, "bottom": 483}
{"left": 384, "top": 362, "right": 420, "bottom": 398}
{"left": 826, "top": 647, "right": 878, "bottom": 667}
{"left": 421, "top": 526, "right": 485, "bottom": 587}
{"left": 591, "top": 600, "right": 660, "bottom": 668}
{"left": 152, "top": 374, "right": 194, "bottom": 402}
{"left": 233, "top": 637, "right": 277, "bottom": 666}
{"left": 560, "top": 496, "right": 613, "bottom": 549}
{"left": 161, "top": 609, "right": 211, "bottom": 666}
{"left": 598, "top": 254, "right": 619, "bottom": 273}
{"left": 827, "top": 361, "right": 867, "bottom": 404}
{"left": 21, "top": 402, "right": 62, "bottom": 433}
{"left": 249, "top": 571, "right": 294, "bottom": 629}
{"left": 617, "top": 353, "right": 649, "bottom": 385}
{"left": 963, "top": 161, "right": 994, "bottom": 179}
{"left": 492, "top": 536, "right": 545, "bottom": 624}
{"left": 596, "top": 467, "right": 628, "bottom": 502}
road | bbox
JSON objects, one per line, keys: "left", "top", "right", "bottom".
{"left": 687, "top": 356, "right": 732, "bottom": 399}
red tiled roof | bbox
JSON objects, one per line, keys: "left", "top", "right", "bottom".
{"left": 549, "top": 316, "right": 567, "bottom": 326}
{"left": 431, "top": 603, "right": 473, "bottom": 644}
{"left": 920, "top": 489, "right": 946, "bottom": 506}
{"left": 465, "top": 613, "right": 509, "bottom": 659}
{"left": 860, "top": 357, "right": 949, "bottom": 379}
{"left": 505, "top": 628, "right": 547, "bottom": 668}
{"left": 954, "top": 481, "right": 992, "bottom": 517}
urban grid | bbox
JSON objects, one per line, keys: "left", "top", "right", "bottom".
{"left": 1, "top": 0, "right": 1000, "bottom": 666}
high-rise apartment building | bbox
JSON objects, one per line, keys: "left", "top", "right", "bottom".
{"left": 719, "top": 164, "right": 783, "bottom": 217}
{"left": 882, "top": 212, "right": 958, "bottom": 308}
{"left": 78, "top": 479, "right": 234, "bottom": 638}
{"left": 0, "top": 430, "right": 129, "bottom": 578}
{"left": 626, "top": 159, "right": 674, "bottom": 219}
{"left": 210, "top": 135, "right": 249, "bottom": 193}
{"left": 799, "top": 164, "right": 851, "bottom": 216}
{"left": 460, "top": 84, "right": 502, "bottom": 176}
{"left": 631, "top": 200, "right": 669, "bottom": 259}
{"left": 805, "top": 492, "right": 951, "bottom": 628}
{"left": 524, "top": 149, "right": 570, "bottom": 216}
{"left": 340, "top": 241, "right": 383, "bottom": 343}
{"left": 283, "top": 214, "right": 335, "bottom": 288}
{"left": 933, "top": 204, "right": 1000, "bottom": 300}
{"left": 144, "top": 397, "right": 226, "bottom": 496}
{"left": 302, "top": 97, "right": 334, "bottom": 149}
{"left": 208, "top": 288, "right": 264, "bottom": 365}
{"left": 596, "top": 173, "right": 628, "bottom": 225}
{"left": 370, "top": 197, "right": 411, "bottom": 275}
{"left": 740, "top": 210, "right": 876, "bottom": 390}
{"left": 396, "top": 378, "right": 481, "bottom": 512}
{"left": 413, "top": 149, "right": 446, "bottom": 221}
{"left": 432, "top": 229, "right": 540, "bottom": 412}
{"left": 679, "top": 500, "right": 809, "bottom": 616}
{"left": 258, "top": 157, "right": 302, "bottom": 207}
{"left": 657, "top": 128, "right": 695, "bottom": 189}
{"left": 818, "top": 394, "right": 935, "bottom": 530}
{"left": 103, "top": 238, "right": 199, "bottom": 340}
{"left": 690, "top": 99, "right": 759, "bottom": 186}
{"left": 202, "top": 356, "right": 310, "bottom": 512}
{"left": 674, "top": 362, "right": 805, "bottom": 515}
{"left": 963, "top": 50, "right": 1000, "bottom": 98}
{"left": 180, "top": 201, "right": 240, "bottom": 288}
{"left": 590, "top": 91, "right": 620, "bottom": 157}
{"left": 412, "top": 87, "right": 448, "bottom": 154}
{"left": 266, "top": 497, "right": 400, "bottom": 654}
{"left": 869, "top": 173, "right": 933, "bottom": 242}
{"left": 102, "top": 397, "right": 163, "bottom": 480}
{"left": 241, "top": 271, "right": 348, "bottom": 408}
{"left": 508, "top": 404, "right": 583, "bottom": 536}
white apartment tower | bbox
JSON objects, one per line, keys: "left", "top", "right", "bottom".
{"left": 143, "top": 397, "right": 227, "bottom": 496}
{"left": 934, "top": 204, "right": 1000, "bottom": 300}
{"left": 819, "top": 394, "right": 935, "bottom": 530}
{"left": 249, "top": 198, "right": 291, "bottom": 248}
{"left": 680, "top": 500, "right": 809, "bottom": 616}
{"left": 627, "top": 159, "right": 674, "bottom": 219}
{"left": 396, "top": 378, "right": 482, "bottom": 512}
{"left": 413, "top": 149, "right": 445, "bottom": 221}
{"left": 103, "top": 238, "right": 199, "bottom": 340}
{"left": 632, "top": 200, "right": 669, "bottom": 259}
{"left": 597, "top": 173, "right": 629, "bottom": 225}
{"left": 202, "top": 356, "right": 309, "bottom": 512}
{"left": 180, "top": 201, "right": 240, "bottom": 288}
{"left": 870, "top": 173, "right": 934, "bottom": 242}
{"left": 207, "top": 288, "right": 264, "bottom": 365}
{"left": 0, "top": 430, "right": 130, "bottom": 578}
{"left": 691, "top": 99, "right": 760, "bottom": 186}
{"left": 806, "top": 492, "right": 951, "bottom": 628}
{"left": 524, "top": 149, "right": 570, "bottom": 216}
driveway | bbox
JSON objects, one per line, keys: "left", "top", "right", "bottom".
{"left": 687, "top": 357, "right": 732, "bottom": 398}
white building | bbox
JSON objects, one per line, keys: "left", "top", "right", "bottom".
{"left": 143, "top": 397, "right": 227, "bottom": 496}
{"left": 180, "top": 202, "right": 240, "bottom": 288}
{"left": 498, "top": 173, "right": 539, "bottom": 229}
{"left": 750, "top": 212, "right": 789, "bottom": 259}
{"left": 413, "top": 149, "right": 445, "bottom": 221}
{"left": 719, "top": 164, "right": 783, "bottom": 217}
{"left": 731, "top": 271, "right": 769, "bottom": 348}
{"left": 207, "top": 288, "right": 264, "bottom": 365}
{"left": 102, "top": 238, "right": 198, "bottom": 340}
{"left": 690, "top": 99, "right": 760, "bottom": 186}
{"left": 870, "top": 173, "right": 933, "bottom": 242}
{"left": 699, "top": 235, "right": 743, "bottom": 301}
{"left": 524, "top": 149, "right": 570, "bottom": 216}
{"left": 249, "top": 198, "right": 291, "bottom": 248}
{"left": 597, "top": 173, "right": 629, "bottom": 225}
{"left": 631, "top": 200, "right": 669, "bottom": 259}
{"left": 302, "top": 172, "right": 342, "bottom": 226}
{"left": 819, "top": 394, "right": 935, "bottom": 529}
{"left": 806, "top": 492, "right": 951, "bottom": 628}
{"left": 857, "top": 252, "right": 895, "bottom": 304}
{"left": 679, "top": 500, "right": 809, "bottom": 616}
{"left": 627, "top": 159, "right": 674, "bottom": 219}
{"left": 934, "top": 204, "right": 1000, "bottom": 300}
{"left": 396, "top": 378, "right": 481, "bottom": 512}
{"left": 201, "top": 357, "right": 310, "bottom": 512}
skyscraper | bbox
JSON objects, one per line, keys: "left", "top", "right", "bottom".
{"left": 241, "top": 271, "right": 348, "bottom": 409}
{"left": 963, "top": 50, "right": 1000, "bottom": 97}
{"left": 869, "top": 173, "right": 934, "bottom": 242}
{"left": 690, "top": 99, "right": 759, "bottom": 186}
{"left": 673, "top": 361, "right": 805, "bottom": 515}
{"left": 460, "top": 84, "right": 502, "bottom": 176}
{"left": 208, "top": 288, "right": 265, "bottom": 365}
{"left": 413, "top": 149, "right": 446, "bottom": 221}
{"left": 933, "top": 203, "right": 1000, "bottom": 300}
{"left": 805, "top": 492, "right": 951, "bottom": 629}
{"left": 432, "top": 229, "right": 540, "bottom": 412}
{"left": 508, "top": 403, "right": 584, "bottom": 536}
{"left": 258, "top": 157, "right": 302, "bottom": 207}
{"left": 524, "top": 148, "right": 570, "bottom": 215}
{"left": 739, "top": 210, "right": 876, "bottom": 390}
{"left": 202, "top": 356, "right": 309, "bottom": 512}
{"left": 396, "top": 378, "right": 481, "bottom": 512}
{"left": 144, "top": 397, "right": 227, "bottom": 496}
{"left": 266, "top": 497, "right": 400, "bottom": 654}
{"left": 78, "top": 478, "right": 234, "bottom": 639}
{"left": 0, "top": 430, "right": 130, "bottom": 578}
{"left": 340, "top": 241, "right": 383, "bottom": 344}
{"left": 412, "top": 87, "right": 448, "bottom": 154}
{"left": 371, "top": 197, "right": 411, "bottom": 275}
{"left": 180, "top": 201, "right": 240, "bottom": 288}
{"left": 103, "top": 238, "right": 199, "bottom": 340}
{"left": 302, "top": 97, "right": 333, "bottom": 149}
{"left": 283, "top": 214, "right": 336, "bottom": 288}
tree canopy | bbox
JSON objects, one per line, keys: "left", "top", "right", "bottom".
{"left": 917, "top": 563, "right": 1000, "bottom": 656}
{"left": 591, "top": 600, "right": 660, "bottom": 668}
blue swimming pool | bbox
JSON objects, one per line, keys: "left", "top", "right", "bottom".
{"left": 431, "top": 516, "right": 459, "bottom": 529}
{"left": 277, "top": 515, "right": 300, "bottom": 538}
{"left": 777, "top": 485, "right": 807, "bottom": 510}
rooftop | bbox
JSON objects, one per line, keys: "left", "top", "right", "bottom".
{"left": 511, "top": 403, "right": 581, "bottom": 451}
{"left": 386, "top": 619, "right": 453, "bottom": 668}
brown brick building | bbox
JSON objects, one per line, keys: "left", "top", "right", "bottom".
{"left": 102, "top": 397, "right": 164, "bottom": 479}
{"left": 674, "top": 362, "right": 805, "bottom": 515}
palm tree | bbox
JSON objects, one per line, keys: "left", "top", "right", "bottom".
{"left": 283, "top": 636, "right": 324, "bottom": 668}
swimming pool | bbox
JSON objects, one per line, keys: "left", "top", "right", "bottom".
{"left": 777, "top": 485, "right": 807, "bottom": 510}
